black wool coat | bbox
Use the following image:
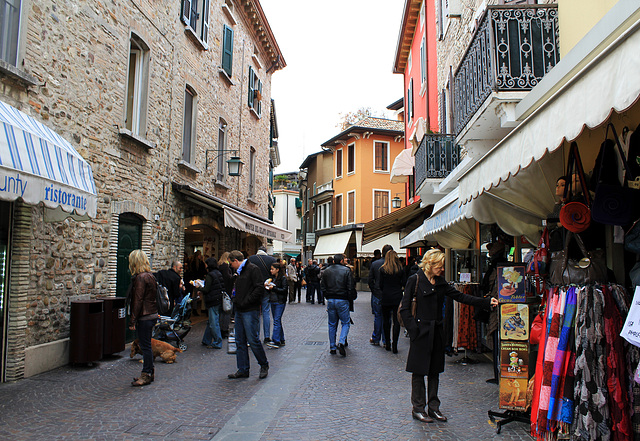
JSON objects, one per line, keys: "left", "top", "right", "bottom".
{"left": 399, "top": 271, "right": 491, "bottom": 376}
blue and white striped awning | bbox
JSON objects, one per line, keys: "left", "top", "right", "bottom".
{"left": 0, "top": 100, "right": 97, "bottom": 217}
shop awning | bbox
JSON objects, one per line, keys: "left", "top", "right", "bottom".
{"left": 459, "top": 11, "right": 640, "bottom": 206}
{"left": 0, "top": 100, "right": 97, "bottom": 216}
{"left": 224, "top": 206, "right": 293, "bottom": 243}
{"left": 173, "top": 183, "right": 293, "bottom": 243}
{"left": 362, "top": 201, "right": 432, "bottom": 245}
{"left": 390, "top": 148, "right": 415, "bottom": 184}
{"left": 421, "top": 191, "right": 476, "bottom": 249}
{"left": 313, "top": 231, "right": 352, "bottom": 259}
{"left": 357, "top": 231, "right": 405, "bottom": 257}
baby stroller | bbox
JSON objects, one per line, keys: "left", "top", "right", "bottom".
{"left": 153, "top": 293, "right": 192, "bottom": 350}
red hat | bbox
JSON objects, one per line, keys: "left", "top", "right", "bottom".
{"left": 559, "top": 202, "right": 591, "bottom": 233}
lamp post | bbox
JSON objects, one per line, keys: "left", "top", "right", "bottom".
{"left": 205, "top": 150, "right": 244, "bottom": 176}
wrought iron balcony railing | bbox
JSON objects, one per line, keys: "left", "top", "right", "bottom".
{"left": 453, "top": 5, "right": 559, "bottom": 134}
{"left": 415, "top": 134, "right": 460, "bottom": 191}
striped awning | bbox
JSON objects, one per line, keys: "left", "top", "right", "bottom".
{"left": 0, "top": 100, "right": 97, "bottom": 217}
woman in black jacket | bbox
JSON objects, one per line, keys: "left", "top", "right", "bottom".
{"left": 218, "top": 252, "right": 234, "bottom": 337}
{"left": 399, "top": 248, "right": 497, "bottom": 423}
{"left": 265, "top": 262, "right": 288, "bottom": 348}
{"left": 200, "top": 257, "right": 226, "bottom": 349}
{"left": 379, "top": 250, "right": 406, "bottom": 353}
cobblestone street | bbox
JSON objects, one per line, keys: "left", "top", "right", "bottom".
{"left": 0, "top": 292, "right": 533, "bottom": 440}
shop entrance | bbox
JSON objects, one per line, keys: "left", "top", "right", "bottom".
{"left": 0, "top": 201, "right": 11, "bottom": 381}
{"left": 116, "top": 213, "right": 142, "bottom": 342}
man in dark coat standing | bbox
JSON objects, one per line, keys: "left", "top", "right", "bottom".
{"left": 368, "top": 244, "right": 393, "bottom": 346}
{"left": 227, "top": 250, "right": 270, "bottom": 380}
{"left": 247, "top": 246, "right": 277, "bottom": 343}
{"left": 155, "top": 259, "right": 183, "bottom": 312}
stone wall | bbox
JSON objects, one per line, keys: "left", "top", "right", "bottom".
{"left": 2, "top": 0, "right": 280, "bottom": 355}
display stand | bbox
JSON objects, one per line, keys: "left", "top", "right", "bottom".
{"left": 454, "top": 348, "right": 478, "bottom": 365}
{"left": 488, "top": 409, "right": 530, "bottom": 434}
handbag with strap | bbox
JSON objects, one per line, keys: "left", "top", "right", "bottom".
{"left": 548, "top": 232, "right": 608, "bottom": 285}
{"left": 527, "top": 228, "right": 550, "bottom": 295}
{"left": 398, "top": 272, "right": 419, "bottom": 327}
{"left": 591, "top": 123, "right": 638, "bottom": 226}
{"left": 559, "top": 142, "right": 592, "bottom": 233}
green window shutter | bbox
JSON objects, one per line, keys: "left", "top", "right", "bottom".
{"left": 248, "top": 66, "right": 255, "bottom": 108}
{"left": 257, "top": 78, "right": 262, "bottom": 115}
{"left": 222, "top": 25, "right": 233, "bottom": 76}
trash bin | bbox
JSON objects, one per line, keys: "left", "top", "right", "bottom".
{"left": 70, "top": 300, "right": 104, "bottom": 364}
{"left": 100, "top": 296, "right": 126, "bottom": 356}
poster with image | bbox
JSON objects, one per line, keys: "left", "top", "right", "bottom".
{"left": 498, "top": 265, "right": 526, "bottom": 303}
{"left": 500, "top": 303, "right": 529, "bottom": 341}
{"left": 499, "top": 377, "right": 528, "bottom": 411}
{"left": 500, "top": 341, "right": 529, "bottom": 379}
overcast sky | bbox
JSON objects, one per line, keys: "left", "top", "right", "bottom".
{"left": 260, "top": 0, "right": 405, "bottom": 174}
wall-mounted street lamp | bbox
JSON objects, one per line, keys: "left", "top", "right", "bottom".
{"left": 205, "top": 149, "right": 244, "bottom": 176}
{"left": 392, "top": 192, "right": 404, "bottom": 209}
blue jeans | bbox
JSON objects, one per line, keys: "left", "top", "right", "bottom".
{"left": 137, "top": 318, "right": 156, "bottom": 374}
{"left": 235, "top": 309, "right": 269, "bottom": 373}
{"left": 270, "top": 302, "right": 286, "bottom": 344}
{"left": 371, "top": 295, "right": 384, "bottom": 344}
{"left": 202, "top": 305, "right": 222, "bottom": 348}
{"left": 327, "top": 298, "right": 351, "bottom": 350}
{"left": 261, "top": 295, "right": 271, "bottom": 340}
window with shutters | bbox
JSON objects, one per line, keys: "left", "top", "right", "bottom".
{"left": 181, "top": 0, "right": 210, "bottom": 48}
{"left": 125, "top": 34, "right": 150, "bottom": 136}
{"left": 335, "top": 149, "right": 343, "bottom": 179}
{"left": 182, "top": 86, "right": 197, "bottom": 164}
{"left": 335, "top": 195, "right": 343, "bottom": 226}
{"left": 222, "top": 24, "right": 233, "bottom": 76}
{"left": 248, "top": 66, "right": 263, "bottom": 117}
{"left": 374, "top": 190, "right": 390, "bottom": 219}
{"left": 374, "top": 141, "right": 389, "bottom": 172}
{"left": 347, "top": 143, "right": 355, "bottom": 175}
{"left": 347, "top": 191, "right": 355, "bottom": 224}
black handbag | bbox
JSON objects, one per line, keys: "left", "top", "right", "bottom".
{"left": 591, "top": 124, "right": 638, "bottom": 226}
{"left": 549, "top": 232, "right": 608, "bottom": 285}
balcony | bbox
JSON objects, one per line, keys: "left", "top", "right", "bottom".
{"left": 414, "top": 134, "right": 460, "bottom": 193}
{"left": 453, "top": 5, "right": 559, "bottom": 136}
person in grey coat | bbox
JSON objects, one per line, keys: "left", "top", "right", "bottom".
{"left": 399, "top": 248, "right": 497, "bottom": 423}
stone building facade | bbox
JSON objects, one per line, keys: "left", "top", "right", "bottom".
{"left": 0, "top": 0, "right": 285, "bottom": 381}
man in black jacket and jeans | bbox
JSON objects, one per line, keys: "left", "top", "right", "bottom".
{"left": 321, "top": 253, "right": 355, "bottom": 357}
{"left": 248, "top": 246, "right": 276, "bottom": 343}
{"left": 227, "top": 250, "right": 270, "bottom": 379}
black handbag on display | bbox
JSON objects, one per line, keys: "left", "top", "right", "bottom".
{"left": 591, "top": 124, "right": 639, "bottom": 226}
{"left": 549, "top": 232, "right": 608, "bottom": 286}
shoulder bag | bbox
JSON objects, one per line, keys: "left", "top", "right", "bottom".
{"left": 559, "top": 142, "right": 592, "bottom": 233}
{"left": 398, "top": 272, "right": 419, "bottom": 327}
{"left": 548, "top": 232, "right": 608, "bottom": 285}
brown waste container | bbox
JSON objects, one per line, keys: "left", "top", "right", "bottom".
{"left": 70, "top": 300, "right": 104, "bottom": 364}
{"left": 100, "top": 296, "right": 126, "bottom": 355}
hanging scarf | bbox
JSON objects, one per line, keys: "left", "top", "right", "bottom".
{"left": 531, "top": 288, "right": 553, "bottom": 438}
{"left": 573, "top": 285, "right": 611, "bottom": 441}
{"left": 547, "top": 286, "right": 577, "bottom": 432}
{"left": 602, "top": 285, "right": 632, "bottom": 441}
{"left": 537, "top": 288, "right": 564, "bottom": 436}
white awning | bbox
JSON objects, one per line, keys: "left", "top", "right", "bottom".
{"left": 313, "top": 231, "right": 352, "bottom": 259}
{"left": 421, "top": 191, "right": 476, "bottom": 249}
{"left": 459, "top": 12, "right": 640, "bottom": 206}
{"left": 357, "top": 232, "right": 406, "bottom": 257}
{"left": 0, "top": 100, "right": 97, "bottom": 217}
{"left": 224, "top": 206, "right": 293, "bottom": 243}
{"left": 390, "top": 148, "right": 414, "bottom": 184}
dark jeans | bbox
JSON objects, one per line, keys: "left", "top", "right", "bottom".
{"left": 381, "top": 304, "right": 400, "bottom": 348}
{"left": 295, "top": 281, "right": 302, "bottom": 302}
{"left": 307, "top": 281, "right": 321, "bottom": 303}
{"left": 137, "top": 318, "right": 156, "bottom": 374}
{"left": 288, "top": 280, "right": 296, "bottom": 303}
{"left": 411, "top": 373, "right": 440, "bottom": 413}
{"left": 234, "top": 309, "right": 269, "bottom": 373}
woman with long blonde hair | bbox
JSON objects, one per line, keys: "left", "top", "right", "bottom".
{"left": 399, "top": 248, "right": 498, "bottom": 423}
{"left": 379, "top": 250, "right": 406, "bottom": 353}
{"left": 127, "top": 249, "right": 158, "bottom": 386}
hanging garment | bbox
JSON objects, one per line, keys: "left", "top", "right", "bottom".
{"left": 531, "top": 287, "right": 553, "bottom": 438}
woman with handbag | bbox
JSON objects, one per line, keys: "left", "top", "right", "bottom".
{"left": 218, "top": 252, "right": 234, "bottom": 337}
{"left": 265, "top": 263, "right": 288, "bottom": 348}
{"left": 400, "top": 249, "right": 498, "bottom": 423}
{"left": 379, "top": 250, "right": 406, "bottom": 353}
{"left": 200, "top": 257, "right": 226, "bottom": 349}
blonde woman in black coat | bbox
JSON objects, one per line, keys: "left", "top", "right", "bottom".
{"left": 399, "top": 249, "right": 498, "bottom": 423}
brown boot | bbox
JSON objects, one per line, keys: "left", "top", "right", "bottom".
{"left": 131, "top": 372, "right": 152, "bottom": 387}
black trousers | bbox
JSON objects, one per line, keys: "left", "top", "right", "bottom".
{"left": 381, "top": 304, "right": 400, "bottom": 348}
{"left": 411, "top": 373, "right": 440, "bottom": 413}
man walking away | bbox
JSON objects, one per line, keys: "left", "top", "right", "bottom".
{"left": 368, "top": 245, "right": 393, "bottom": 346}
{"left": 247, "top": 246, "right": 276, "bottom": 343}
{"left": 305, "top": 259, "right": 322, "bottom": 304}
{"left": 227, "top": 250, "right": 269, "bottom": 380}
{"left": 155, "top": 259, "right": 183, "bottom": 312}
{"left": 286, "top": 258, "right": 298, "bottom": 303}
{"left": 321, "top": 253, "right": 355, "bottom": 357}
